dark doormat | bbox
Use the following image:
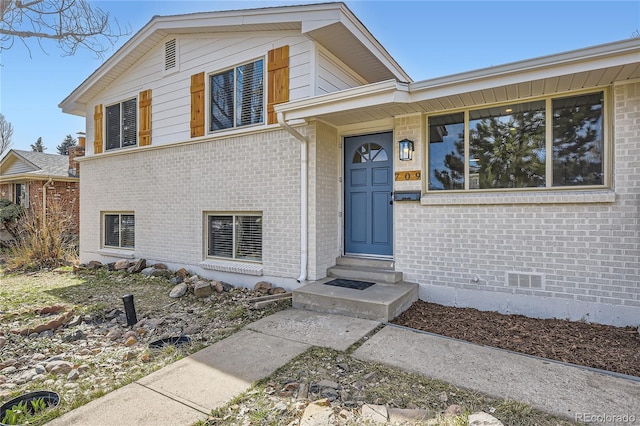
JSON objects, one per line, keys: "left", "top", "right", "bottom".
{"left": 324, "top": 278, "right": 375, "bottom": 290}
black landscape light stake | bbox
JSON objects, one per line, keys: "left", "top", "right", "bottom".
{"left": 122, "top": 294, "right": 138, "bottom": 326}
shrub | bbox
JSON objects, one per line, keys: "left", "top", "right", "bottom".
{"left": 0, "top": 198, "right": 24, "bottom": 241}
{"left": 6, "top": 199, "right": 77, "bottom": 271}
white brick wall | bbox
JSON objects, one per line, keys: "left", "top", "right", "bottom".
{"left": 393, "top": 82, "right": 640, "bottom": 326}
{"left": 308, "top": 121, "right": 340, "bottom": 280}
{"left": 80, "top": 128, "right": 302, "bottom": 285}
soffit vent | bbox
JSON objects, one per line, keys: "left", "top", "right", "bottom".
{"left": 164, "top": 38, "right": 177, "bottom": 72}
{"left": 506, "top": 272, "right": 544, "bottom": 289}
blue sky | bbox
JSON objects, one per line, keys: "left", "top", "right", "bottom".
{"left": 1, "top": 0, "right": 638, "bottom": 153}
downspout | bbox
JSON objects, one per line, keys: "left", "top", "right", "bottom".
{"left": 42, "top": 177, "right": 53, "bottom": 224}
{"left": 277, "top": 112, "right": 308, "bottom": 283}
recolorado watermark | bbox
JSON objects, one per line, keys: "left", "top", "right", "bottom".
{"left": 575, "top": 413, "right": 637, "bottom": 423}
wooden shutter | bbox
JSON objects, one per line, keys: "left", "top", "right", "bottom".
{"left": 267, "top": 45, "right": 289, "bottom": 125}
{"left": 190, "top": 72, "right": 205, "bottom": 137}
{"left": 94, "top": 104, "right": 103, "bottom": 154}
{"left": 139, "top": 89, "right": 152, "bottom": 146}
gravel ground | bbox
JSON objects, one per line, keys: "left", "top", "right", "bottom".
{"left": 0, "top": 268, "right": 575, "bottom": 425}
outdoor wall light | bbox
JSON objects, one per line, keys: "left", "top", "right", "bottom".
{"left": 398, "top": 139, "right": 414, "bottom": 161}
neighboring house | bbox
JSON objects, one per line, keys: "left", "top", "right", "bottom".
{"left": 0, "top": 147, "right": 83, "bottom": 239}
{"left": 60, "top": 3, "right": 639, "bottom": 326}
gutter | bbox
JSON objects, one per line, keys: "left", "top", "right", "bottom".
{"left": 277, "top": 112, "right": 308, "bottom": 283}
{"left": 42, "top": 177, "right": 53, "bottom": 221}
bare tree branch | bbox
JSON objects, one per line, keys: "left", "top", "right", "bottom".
{"left": 0, "top": 113, "right": 13, "bottom": 155}
{"left": 0, "top": 0, "right": 130, "bottom": 58}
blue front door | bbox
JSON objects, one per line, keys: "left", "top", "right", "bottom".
{"left": 344, "top": 132, "right": 393, "bottom": 256}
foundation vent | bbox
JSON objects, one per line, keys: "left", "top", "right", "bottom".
{"left": 506, "top": 272, "right": 543, "bottom": 288}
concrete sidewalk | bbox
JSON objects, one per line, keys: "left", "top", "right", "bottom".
{"left": 47, "top": 309, "right": 640, "bottom": 425}
{"left": 47, "top": 310, "right": 381, "bottom": 426}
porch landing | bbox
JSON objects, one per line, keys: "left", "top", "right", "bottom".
{"left": 293, "top": 255, "right": 419, "bottom": 323}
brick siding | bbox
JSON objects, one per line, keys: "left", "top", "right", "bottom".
{"left": 393, "top": 82, "right": 640, "bottom": 326}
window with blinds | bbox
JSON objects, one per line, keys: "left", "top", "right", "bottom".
{"left": 207, "top": 214, "right": 262, "bottom": 262}
{"left": 210, "top": 59, "right": 264, "bottom": 132}
{"left": 104, "top": 213, "right": 135, "bottom": 249}
{"left": 106, "top": 98, "right": 137, "bottom": 150}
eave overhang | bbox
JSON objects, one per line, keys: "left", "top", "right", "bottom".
{"left": 276, "top": 38, "right": 640, "bottom": 127}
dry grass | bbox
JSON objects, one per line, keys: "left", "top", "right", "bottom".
{"left": 5, "top": 199, "right": 77, "bottom": 271}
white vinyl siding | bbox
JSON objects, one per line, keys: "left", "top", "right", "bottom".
{"left": 316, "top": 49, "right": 366, "bottom": 95}
{"left": 85, "top": 33, "right": 313, "bottom": 152}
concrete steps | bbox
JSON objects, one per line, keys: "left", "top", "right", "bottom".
{"left": 293, "top": 257, "right": 418, "bottom": 322}
{"left": 327, "top": 257, "right": 402, "bottom": 284}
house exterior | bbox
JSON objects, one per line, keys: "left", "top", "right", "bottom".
{"left": 0, "top": 148, "right": 82, "bottom": 240}
{"left": 60, "top": 3, "right": 640, "bottom": 327}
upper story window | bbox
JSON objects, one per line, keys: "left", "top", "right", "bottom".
{"left": 210, "top": 59, "right": 264, "bottom": 132}
{"left": 106, "top": 98, "right": 137, "bottom": 150}
{"left": 428, "top": 91, "right": 605, "bottom": 191}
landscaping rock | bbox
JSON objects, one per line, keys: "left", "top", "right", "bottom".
{"left": 254, "top": 281, "right": 272, "bottom": 294}
{"left": 445, "top": 404, "right": 463, "bottom": 416}
{"left": 270, "top": 287, "right": 287, "bottom": 295}
{"left": 362, "top": 404, "right": 388, "bottom": 424}
{"left": 300, "top": 399, "right": 333, "bottom": 426}
{"left": 388, "top": 408, "right": 432, "bottom": 423}
{"left": 141, "top": 267, "right": 155, "bottom": 277}
{"left": 0, "top": 337, "right": 5, "bottom": 348}
{"left": 175, "top": 268, "right": 189, "bottom": 279}
{"left": 47, "top": 360, "right": 73, "bottom": 374}
{"left": 469, "top": 412, "right": 504, "bottom": 426}
{"left": 114, "top": 259, "right": 131, "bottom": 271}
{"left": 152, "top": 263, "right": 168, "bottom": 270}
{"left": 129, "top": 258, "right": 147, "bottom": 273}
{"left": 212, "top": 280, "right": 224, "bottom": 293}
{"left": 169, "top": 283, "right": 188, "bottom": 298}
{"left": 194, "top": 281, "right": 213, "bottom": 298}
{"left": 86, "top": 260, "right": 103, "bottom": 269}
{"left": 67, "top": 369, "right": 80, "bottom": 381}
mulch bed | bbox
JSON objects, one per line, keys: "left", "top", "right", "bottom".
{"left": 392, "top": 300, "right": 640, "bottom": 377}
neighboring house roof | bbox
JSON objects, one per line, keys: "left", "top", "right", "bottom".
{"left": 60, "top": 2, "right": 411, "bottom": 116}
{"left": 0, "top": 149, "right": 77, "bottom": 182}
{"left": 276, "top": 38, "right": 640, "bottom": 126}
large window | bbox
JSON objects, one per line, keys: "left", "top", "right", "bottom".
{"left": 207, "top": 214, "right": 262, "bottom": 262}
{"left": 106, "top": 99, "right": 137, "bottom": 150}
{"left": 428, "top": 91, "right": 605, "bottom": 191}
{"left": 210, "top": 59, "right": 264, "bottom": 131}
{"left": 104, "top": 213, "right": 135, "bottom": 249}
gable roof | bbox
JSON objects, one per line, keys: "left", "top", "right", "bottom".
{"left": 0, "top": 149, "right": 75, "bottom": 181}
{"left": 60, "top": 2, "right": 411, "bottom": 116}
{"left": 276, "top": 38, "right": 640, "bottom": 126}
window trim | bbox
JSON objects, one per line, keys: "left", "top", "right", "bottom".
{"left": 424, "top": 88, "right": 610, "bottom": 194}
{"left": 102, "top": 212, "right": 135, "bottom": 250}
{"left": 205, "top": 212, "right": 263, "bottom": 263}
{"left": 208, "top": 57, "right": 266, "bottom": 134}
{"left": 13, "top": 182, "right": 28, "bottom": 207}
{"left": 105, "top": 97, "right": 138, "bottom": 151}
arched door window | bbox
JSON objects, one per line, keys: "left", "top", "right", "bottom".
{"left": 352, "top": 143, "right": 388, "bottom": 163}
